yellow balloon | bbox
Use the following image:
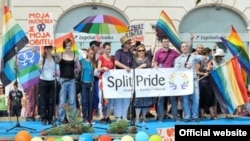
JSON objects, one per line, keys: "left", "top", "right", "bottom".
{"left": 121, "top": 135, "right": 134, "bottom": 141}
{"left": 31, "top": 137, "right": 43, "bottom": 141}
{"left": 62, "top": 136, "right": 74, "bottom": 141}
{"left": 149, "top": 135, "right": 162, "bottom": 141}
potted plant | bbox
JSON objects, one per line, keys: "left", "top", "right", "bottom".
{"left": 40, "top": 103, "right": 94, "bottom": 136}
{"left": 108, "top": 120, "right": 137, "bottom": 134}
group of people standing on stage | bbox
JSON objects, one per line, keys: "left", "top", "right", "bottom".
{"left": 2, "top": 32, "right": 250, "bottom": 126}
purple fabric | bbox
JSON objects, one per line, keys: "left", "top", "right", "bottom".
{"left": 114, "top": 49, "right": 133, "bottom": 69}
{"left": 154, "top": 48, "right": 179, "bottom": 68}
{"left": 25, "top": 85, "right": 38, "bottom": 118}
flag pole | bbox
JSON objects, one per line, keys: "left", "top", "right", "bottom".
{"left": 6, "top": 47, "right": 36, "bottom": 132}
{"left": 53, "top": 38, "right": 59, "bottom": 127}
{"left": 14, "top": 47, "right": 18, "bottom": 84}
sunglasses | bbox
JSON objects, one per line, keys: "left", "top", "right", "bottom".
{"left": 137, "top": 50, "right": 145, "bottom": 52}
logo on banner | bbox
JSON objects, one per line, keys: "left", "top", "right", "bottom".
{"left": 169, "top": 73, "right": 190, "bottom": 90}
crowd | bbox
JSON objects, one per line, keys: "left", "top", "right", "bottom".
{"left": 0, "top": 32, "right": 250, "bottom": 126}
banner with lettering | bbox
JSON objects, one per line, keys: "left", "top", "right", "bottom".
{"left": 28, "top": 12, "right": 54, "bottom": 46}
{"left": 102, "top": 68, "right": 194, "bottom": 98}
{"left": 127, "top": 23, "right": 144, "bottom": 43}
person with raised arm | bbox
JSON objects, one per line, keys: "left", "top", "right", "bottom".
{"left": 55, "top": 38, "right": 81, "bottom": 124}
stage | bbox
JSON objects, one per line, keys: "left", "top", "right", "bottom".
{"left": 0, "top": 116, "right": 250, "bottom": 140}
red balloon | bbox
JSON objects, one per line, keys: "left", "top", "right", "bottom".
{"left": 98, "top": 135, "right": 112, "bottom": 141}
{"left": 15, "top": 130, "right": 31, "bottom": 141}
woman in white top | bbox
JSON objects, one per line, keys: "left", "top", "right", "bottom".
{"left": 38, "top": 45, "right": 57, "bottom": 125}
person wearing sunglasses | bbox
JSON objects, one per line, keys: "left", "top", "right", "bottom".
{"left": 132, "top": 44, "right": 156, "bottom": 123}
{"left": 38, "top": 45, "right": 57, "bottom": 125}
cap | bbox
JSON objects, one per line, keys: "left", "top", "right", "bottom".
{"left": 214, "top": 48, "right": 225, "bottom": 57}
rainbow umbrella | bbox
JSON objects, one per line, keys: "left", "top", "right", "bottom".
{"left": 73, "top": 14, "right": 129, "bottom": 34}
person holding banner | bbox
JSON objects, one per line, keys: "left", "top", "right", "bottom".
{"left": 152, "top": 36, "right": 180, "bottom": 122}
{"left": 174, "top": 42, "right": 204, "bottom": 122}
{"left": 97, "top": 42, "right": 115, "bottom": 124}
{"left": 56, "top": 38, "right": 81, "bottom": 124}
{"left": 114, "top": 35, "right": 133, "bottom": 121}
{"left": 132, "top": 44, "right": 156, "bottom": 123}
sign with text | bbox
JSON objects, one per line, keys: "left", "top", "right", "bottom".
{"left": 102, "top": 68, "right": 193, "bottom": 98}
{"left": 56, "top": 32, "right": 125, "bottom": 55}
{"left": 175, "top": 125, "right": 250, "bottom": 140}
{"left": 127, "top": 23, "right": 145, "bottom": 43}
{"left": 180, "top": 33, "right": 249, "bottom": 42}
{"left": 28, "top": 12, "right": 54, "bottom": 46}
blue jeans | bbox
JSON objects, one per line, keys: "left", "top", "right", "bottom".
{"left": 182, "top": 79, "right": 199, "bottom": 120}
{"left": 157, "top": 97, "right": 165, "bottom": 121}
{"left": 58, "top": 79, "right": 76, "bottom": 122}
{"left": 93, "top": 77, "right": 99, "bottom": 111}
{"left": 169, "top": 96, "right": 178, "bottom": 119}
{"left": 81, "top": 82, "right": 93, "bottom": 122}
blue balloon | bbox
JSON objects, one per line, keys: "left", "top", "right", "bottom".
{"left": 113, "top": 139, "right": 121, "bottom": 141}
{"left": 135, "top": 131, "right": 149, "bottom": 141}
{"left": 79, "top": 133, "right": 93, "bottom": 141}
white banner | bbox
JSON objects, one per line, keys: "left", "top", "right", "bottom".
{"left": 102, "top": 68, "right": 194, "bottom": 98}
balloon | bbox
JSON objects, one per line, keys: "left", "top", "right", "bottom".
{"left": 121, "top": 135, "right": 134, "bottom": 141}
{"left": 31, "top": 137, "right": 43, "bottom": 141}
{"left": 149, "top": 135, "right": 162, "bottom": 141}
{"left": 62, "top": 136, "right": 74, "bottom": 141}
{"left": 54, "top": 138, "right": 63, "bottom": 141}
{"left": 113, "top": 139, "right": 121, "bottom": 141}
{"left": 46, "top": 137, "right": 55, "bottom": 141}
{"left": 135, "top": 131, "right": 149, "bottom": 141}
{"left": 98, "top": 135, "right": 112, "bottom": 141}
{"left": 79, "top": 133, "right": 93, "bottom": 141}
{"left": 15, "top": 130, "right": 31, "bottom": 141}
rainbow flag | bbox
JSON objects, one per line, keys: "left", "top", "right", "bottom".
{"left": 220, "top": 26, "right": 250, "bottom": 77}
{"left": 156, "top": 10, "right": 181, "bottom": 50}
{"left": 210, "top": 57, "right": 248, "bottom": 114}
{"left": 52, "top": 32, "right": 78, "bottom": 54}
{"left": 0, "top": 6, "right": 29, "bottom": 86}
{"left": 17, "top": 47, "right": 40, "bottom": 90}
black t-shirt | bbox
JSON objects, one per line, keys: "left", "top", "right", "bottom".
{"left": 9, "top": 90, "right": 23, "bottom": 108}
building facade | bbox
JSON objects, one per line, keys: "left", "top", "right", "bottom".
{"left": 0, "top": 0, "right": 250, "bottom": 55}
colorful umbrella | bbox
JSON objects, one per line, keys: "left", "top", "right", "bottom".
{"left": 73, "top": 14, "right": 129, "bottom": 34}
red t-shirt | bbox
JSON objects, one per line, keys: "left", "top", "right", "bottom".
{"left": 98, "top": 55, "right": 115, "bottom": 79}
